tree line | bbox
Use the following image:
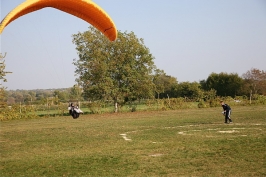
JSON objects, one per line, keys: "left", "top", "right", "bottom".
{"left": 2, "top": 68, "right": 265, "bottom": 106}
{"left": 3, "top": 87, "right": 82, "bottom": 105}
{"left": 1, "top": 27, "right": 265, "bottom": 112}
{"left": 160, "top": 68, "right": 266, "bottom": 100}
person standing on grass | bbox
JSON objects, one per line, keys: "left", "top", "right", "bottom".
{"left": 220, "top": 101, "right": 233, "bottom": 123}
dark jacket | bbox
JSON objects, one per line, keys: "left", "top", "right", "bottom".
{"left": 222, "top": 104, "right": 231, "bottom": 112}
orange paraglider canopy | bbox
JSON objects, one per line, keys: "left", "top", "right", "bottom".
{"left": 0, "top": 0, "right": 117, "bottom": 41}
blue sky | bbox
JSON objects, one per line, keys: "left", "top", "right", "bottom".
{"left": 1, "top": 0, "right": 266, "bottom": 90}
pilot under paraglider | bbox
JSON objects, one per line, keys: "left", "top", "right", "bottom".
{"left": 68, "top": 103, "right": 83, "bottom": 119}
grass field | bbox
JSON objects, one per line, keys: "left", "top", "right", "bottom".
{"left": 0, "top": 105, "right": 265, "bottom": 177}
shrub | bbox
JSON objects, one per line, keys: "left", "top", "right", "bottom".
{"left": 0, "top": 104, "right": 38, "bottom": 121}
{"left": 87, "top": 101, "right": 103, "bottom": 114}
{"left": 198, "top": 101, "right": 207, "bottom": 108}
{"left": 209, "top": 99, "right": 220, "bottom": 107}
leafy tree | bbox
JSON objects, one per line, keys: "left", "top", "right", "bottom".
{"left": 202, "top": 89, "right": 217, "bottom": 101}
{"left": 199, "top": 79, "right": 207, "bottom": 90}
{"left": 0, "top": 53, "right": 9, "bottom": 83}
{"left": 14, "top": 92, "right": 24, "bottom": 103}
{"left": 7, "top": 97, "right": 16, "bottom": 105}
{"left": 0, "top": 53, "right": 11, "bottom": 108}
{"left": 204, "top": 72, "right": 243, "bottom": 97}
{"left": 69, "top": 84, "right": 83, "bottom": 101}
{"left": 28, "top": 91, "right": 36, "bottom": 102}
{"left": 153, "top": 69, "right": 178, "bottom": 99}
{"left": 0, "top": 87, "right": 7, "bottom": 108}
{"left": 175, "top": 82, "right": 202, "bottom": 100}
{"left": 54, "top": 90, "right": 69, "bottom": 102}
{"left": 242, "top": 68, "right": 266, "bottom": 95}
{"left": 24, "top": 94, "right": 33, "bottom": 104}
{"left": 72, "top": 27, "right": 155, "bottom": 112}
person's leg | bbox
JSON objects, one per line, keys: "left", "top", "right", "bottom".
{"left": 228, "top": 110, "right": 232, "bottom": 122}
{"left": 72, "top": 112, "right": 78, "bottom": 119}
{"left": 224, "top": 113, "right": 228, "bottom": 123}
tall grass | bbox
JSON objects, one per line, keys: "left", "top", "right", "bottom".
{"left": 0, "top": 106, "right": 265, "bottom": 176}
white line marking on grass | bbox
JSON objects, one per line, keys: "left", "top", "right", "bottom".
{"left": 152, "top": 142, "right": 163, "bottom": 144}
{"left": 178, "top": 131, "right": 192, "bottom": 135}
{"left": 120, "top": 134, "right": 132, "bottom": 141}
{"left": 218, "top": 130, "right": 239, "bottom": 133}
{"left": 206, "top": 135, "right": 217, "bottom": 138}
{"left": 164, "top": 126, "right": 188, "bottom": 129}
{"left": 207, "top": 128, "right": 220, "bottom": 131}
{"left": 149, "top": 153, "right": 163, "bottom": 157}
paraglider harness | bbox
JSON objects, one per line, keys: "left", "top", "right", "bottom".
{"left": 68, "top": 102, "right": 83, "bottom": 119}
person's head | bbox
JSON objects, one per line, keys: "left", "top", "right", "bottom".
{"left": 220, "top": 101, "right": 224, "bottom": 105}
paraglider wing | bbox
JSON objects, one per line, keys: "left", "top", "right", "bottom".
{"left": 0, "top": 0, "right": 117, "bottom": 41}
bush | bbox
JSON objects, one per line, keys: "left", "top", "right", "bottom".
{"left": 87, "top": 101, "right": 104, "bottom": 114}
{"left": 131, "top": 105, "right": 137, "bottom": 112}
{"left": 253, "top": 95, "right": 266, "bottom": 105}
{"left": 0, "top": 104, "right": 38, "bottom": 121}
{"left": 198, "top": 101, "right": 207, "bottom": 108}
{"left": 208, "top": 99, "right": 220, "bottom": 107}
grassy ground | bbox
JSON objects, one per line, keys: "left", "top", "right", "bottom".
{"left": 0, "top": 105, "right": 265, "bottom": 177}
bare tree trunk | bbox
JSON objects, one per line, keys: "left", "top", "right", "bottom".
{"left": 167, "top": 94, "right": 170, "bottom": 107}
{"left": 250, "top": 90, "right": 252, "bottom": 104}
{"left": 114, "top": 102, "right": 118, "bottom": 113}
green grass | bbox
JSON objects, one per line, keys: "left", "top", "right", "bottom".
{"left": 1, "top": 106, "right": 265, "bottom": 176}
